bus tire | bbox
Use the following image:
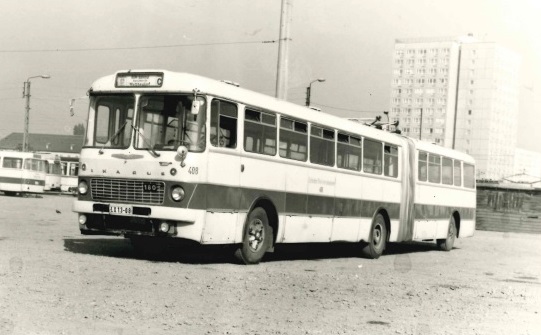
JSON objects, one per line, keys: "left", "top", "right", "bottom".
{"left": 437, "top": 217, "right": 457, "bottom": 251}
{"left": 361, "top": 213, "right": 387, "bottom": 259}
{"left": 234, "top": 207, "right": 272, "bottom": 265}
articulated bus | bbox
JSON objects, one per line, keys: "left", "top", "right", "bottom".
{"left": 35, "top": 152, "right": 62, "bottom": 191}
{"left": 0, "top": 151, "right": 47, "bottom": 195}
{"left": 73, "top": 70, "right": 476, "bottom": 264}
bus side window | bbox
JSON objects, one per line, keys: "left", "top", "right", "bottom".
{"left": 384, "top": 144, "right": 399, "bottom": 178}
{"left": 279, "top": 117, "right": 307, "bottom": 161}
{"left": 453, "top": 160, "right": 462, "bottom": 186}
{"left": 337, "top": 133, "right": 362, "bottom": 171}
{"left": 244, "top": 109, "right": 276, "bottom": 156}
{"left": 211, "top": 99, "right": 237, "bottom": 148}
{"left": 310, "top": 125, "right": 335, "bottom": 166}
{"left": 463, "top": 163, "right": 475, "bottom": 188}
{"left": 3, "top": 157, "right": 22, "bottom": 169}
{"left": 363, "top": 139, "right": 382, "bottom": 175}
{"left": 442, "top": 157, "right": 453, "bottom": 185}
{"left": 428, "top": 154, "right": 441, "bottom": 183}
{"left": 418, "top": 151, "right": 427, "bottom": 181}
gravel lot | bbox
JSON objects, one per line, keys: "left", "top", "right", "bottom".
{"left": 0, "top": 193, "right": 540, "bottom": 335}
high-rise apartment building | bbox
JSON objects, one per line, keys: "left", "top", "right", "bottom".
{"left": 389, "top": 36, "right": 521, "bottom": 181}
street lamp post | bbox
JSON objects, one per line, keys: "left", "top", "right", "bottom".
{"left": 22, "top": 75, "right": 50, "bottom": 152}
{"left": 305, "top": 78, "right": 325, "bottom": 107}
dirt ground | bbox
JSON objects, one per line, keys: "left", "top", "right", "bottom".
{"left": 0, "top": 193, "right": 540, "bottom": 335}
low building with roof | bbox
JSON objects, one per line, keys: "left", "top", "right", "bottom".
{"left": 0, "top": 132, "right": 83, "bottom": 153}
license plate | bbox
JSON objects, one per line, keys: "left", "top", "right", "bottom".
{"left": 143, "top": 181, "right": 162, "bottom": 193}
{"left": 109, "top": 204, "right": 133, "bottom": 216}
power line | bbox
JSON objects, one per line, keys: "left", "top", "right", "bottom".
{"left": 0, "top": 40, "right": 278, "bottom": 53}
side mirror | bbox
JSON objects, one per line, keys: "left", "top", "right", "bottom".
{"left": 191, "top": 100, "right": 200, "bottom": 115}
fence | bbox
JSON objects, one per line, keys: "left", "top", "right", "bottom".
{"left": 476, "top": 183, "right": 541, "bottom": 234}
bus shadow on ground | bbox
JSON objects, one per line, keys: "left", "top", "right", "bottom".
{"left": 63, "top": 237, "right": 234, "bottom": 264}
{"left": 63, "top": 237, "right": 445, "bottom": 264}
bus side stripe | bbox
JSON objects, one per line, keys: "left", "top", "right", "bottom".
{"left": 81, "top": 179, "right": 474, "bottom": 220}
{"left": 0, "top": 176, "right": 46, "bottom": 186}
{"left": 414, "top": 204, "right": 475, "bottom": 220}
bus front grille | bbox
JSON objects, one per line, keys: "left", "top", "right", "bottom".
{"left": 90, "top": 178, "right": 165, "bottom": 204}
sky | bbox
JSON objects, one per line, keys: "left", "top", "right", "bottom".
{"left": 1, "top": 0, "right": 540, "bottom": 151}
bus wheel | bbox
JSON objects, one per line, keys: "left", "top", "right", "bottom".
{"left": 361, "top": 213, "right": 387, "bottom": 259}
{"left": 235, "top": 207, "right": 272, "bottom": 265}
{"left": 437, "top": 217, "right": 457, "bottom": 251}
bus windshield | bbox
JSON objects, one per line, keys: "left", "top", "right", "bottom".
{"left": 91, "top": 95, "right": 135, "bottom": 149}
{"left": 135, "top": 94, "right": 206, "bottom": 153}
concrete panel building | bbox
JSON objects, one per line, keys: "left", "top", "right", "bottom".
{"left": 389, "top": 35, "right": 521, "bottom": 181}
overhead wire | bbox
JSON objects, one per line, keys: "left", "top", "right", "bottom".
{"left": 0, "top": 40, "right": 279, "bottom": 53}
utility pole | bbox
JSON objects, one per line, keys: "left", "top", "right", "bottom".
{"left": 23, "top": 81, "right": 31, "bottom": 152}
{"left": 275, "top": 0, "right": 292, "bottom": 100}
{"left": 452, "top": 47, "right": 462, "bottom": 149}
{"left": 419, "top": 108, "right": 423, "bottom": 140}
{"left": 22, "top": 75, "right": 50, "bottom": 152}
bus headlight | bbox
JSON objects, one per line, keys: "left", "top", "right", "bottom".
{"left": 159, "top": 221, "right": 170, "bottom": 233}
{"left": 78, "top": 214, "right": 87, "bottom": 225}
{"left": 78, "top": 180, "right": 88, "bottom": 195}
{"left": 171, "top": 186, "right": 185, "bottom": 202}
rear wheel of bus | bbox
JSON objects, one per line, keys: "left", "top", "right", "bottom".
{"left": 235, "top": 207, "right": 273, "bottom": 265}
{"left": 361, "top": 213, "right": 387, "bottom": 259}
{"left": 437, "top": 216, "right": 457, "bottom": 251}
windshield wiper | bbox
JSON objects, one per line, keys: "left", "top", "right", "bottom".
{"left": 131, "top": 123, "right": 161, "bottom": 157}
{"left": 98, "top": 120, "right": 128, "bottom": 155}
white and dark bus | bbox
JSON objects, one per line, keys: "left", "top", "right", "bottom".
{"left": 73, "top": 70, "right": 476, "bottom": 264}
{"left": 60, "top": 156, "right": 79, "bottom": 194}
{"left": 0, "top": 151, "right": 47, "bottom": 195}
{"left": 35, "top": 152, "right": 62, "bottom": 191}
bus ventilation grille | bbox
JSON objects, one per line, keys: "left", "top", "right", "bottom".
{"left": 90, "top": 178, "right": 165, "bottom": 204}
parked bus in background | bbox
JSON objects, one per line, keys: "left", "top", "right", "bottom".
{"left": 73, "top": 70, "right": 476, "bottom": 264}
{"left": 60, "top": 156, "right": 79, "bottom": 194}
{"left": 0, "top": 151, "right": 47, "bottom": 195}
{"left": 35, "top": 152, "right": 62, "bottom": 191}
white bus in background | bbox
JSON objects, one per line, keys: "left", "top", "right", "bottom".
{"left": 60, "top": 156, "right": 79, "bottom": 194}
{"left": 73, "top": 70, "right": 476, "bottom": 264}
{"left": 35, "top": 152, "right": 62, "bottom": 191}
{"left": 0, "top": 151, "right": 47, "bottom": 195}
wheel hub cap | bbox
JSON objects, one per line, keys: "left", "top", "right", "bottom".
{"left": 248, "top": 219, "right": 264, "bottom": 251}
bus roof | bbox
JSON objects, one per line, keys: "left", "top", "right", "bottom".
{"left": 410, "top": 138, "right": 475, "bottom": 163}
{"left": 91, "top": 70, "right": 408, "bottom": 145}
{"left": 90, "top": 70, "right": 474, "bottom": 164}
{"left": 0, "top": 150, "right": 41, "bottom": 159}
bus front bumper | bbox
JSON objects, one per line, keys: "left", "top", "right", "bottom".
{"left": 72, "top": 200, "right": 202, "bottom": 240}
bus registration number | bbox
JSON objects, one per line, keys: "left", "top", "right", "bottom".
{"left": 143, "top": 181, "right": 162, "bottom": 193}
{"left": 109, "top": 204, "right": 133, "bottom": 216}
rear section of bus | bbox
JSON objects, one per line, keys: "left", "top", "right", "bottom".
{"left": 411, "top": 139, "right": 476, "bottom": 245}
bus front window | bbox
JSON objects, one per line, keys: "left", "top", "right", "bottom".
{"left": 89, "top": 95, "right": 135, "bottom": 148}
{"left": 135, "top": 95, "right": 206, "bottom": 153}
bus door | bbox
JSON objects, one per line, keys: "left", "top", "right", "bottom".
{"left": 204, "top": 98, "right": 241, "bottom": 243}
